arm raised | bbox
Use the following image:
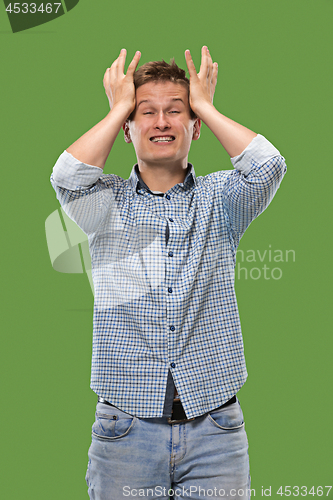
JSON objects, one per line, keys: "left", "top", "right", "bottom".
{"left": 185, "top": 46, "right": 257, "bottom": 158}
{"left": 66, "top": 49, "right": 141, "bottom": 169}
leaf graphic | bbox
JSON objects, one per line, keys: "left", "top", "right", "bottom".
{"left": 64, "top": 0, "right": 79, "bottom": 11}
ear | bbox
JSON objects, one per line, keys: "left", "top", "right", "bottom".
{"left": 123, "top": 122, "right": 132, "bottom": 144}
{"left": 192, "top": 118, "right": 201, "bottom": 141}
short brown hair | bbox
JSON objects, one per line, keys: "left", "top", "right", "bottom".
{"left": 128, "top": 59, "right": 196, "bottom": 120}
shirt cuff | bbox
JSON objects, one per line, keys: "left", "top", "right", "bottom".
{"left": 51, "top": 150, "right": 103, "bottom": 190}
{"left": 230, "top": 134, "right": 281, "bottom": 176}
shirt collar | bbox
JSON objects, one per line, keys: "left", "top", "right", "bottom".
{"left": 128, "top": 163, "right": 196, "bottom": 194}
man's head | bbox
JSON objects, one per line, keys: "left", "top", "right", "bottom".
{"left": 127, "top": 59, "right": 196, "bottom": 121}
{"left": 123, "top": 59, "right": 201, "bottom": 173}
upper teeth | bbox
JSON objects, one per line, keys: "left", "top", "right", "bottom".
{"left": 151, "top": 136, "right": 174, "bottom": 142}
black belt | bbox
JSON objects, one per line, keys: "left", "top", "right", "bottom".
{"left": 167, "top": 395, "right": 236, "bottom": 424}
{"left": 98, "top": 395, "right": 237, "bottom": 425}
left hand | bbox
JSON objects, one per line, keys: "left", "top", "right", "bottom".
{"left": 103, "top": 49, "right": 141, "bottom": 114}
{"left": 185, "top": 46, "right": 218, "bottom": 118}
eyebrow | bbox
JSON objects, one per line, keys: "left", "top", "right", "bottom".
{"left": 137, "top": 98, "right": 185, "bottom": 108}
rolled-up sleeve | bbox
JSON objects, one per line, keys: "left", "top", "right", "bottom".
{"left": 51, "top": 150, "right": 103, "bottom": 189}
{"left": 224, "top": 134, "right": 287, "bottom": 244}
{"left": 50, "top": 151, "right": 111, "bottom": 234}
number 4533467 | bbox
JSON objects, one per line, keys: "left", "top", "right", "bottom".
{"left": 277, "top": 486, "right": 332, "bottom": 496}
{"left": 5, "top": 3, "right": 62, "bottom": 14}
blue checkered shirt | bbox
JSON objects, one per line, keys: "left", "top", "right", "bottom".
{"left": 51, "top": 134, "right": 286, "bottom": 418}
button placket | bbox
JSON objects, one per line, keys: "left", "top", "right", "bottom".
{"left": 164, "top": 192, "right": 178, "bottom": 371}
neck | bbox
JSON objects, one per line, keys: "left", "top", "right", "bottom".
{"left": 137, "top": 160, "right": 189, "bottom": 193}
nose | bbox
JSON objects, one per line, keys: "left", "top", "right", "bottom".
{"left": 154, "top": 110, "right": 170, "bottom": 130}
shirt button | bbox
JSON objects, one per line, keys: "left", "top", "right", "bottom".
{"left": 169, "top": 218, "right": 174, "bottom": 222}
{"left": 170, "top": 325, "right": 175, "bottom": 331}
{"left": 168, "top": 287, "right": 173, "bottom": 293}
{"left": 165, "top": 194, "right": 171, "bottom": 200}
{"left": 168, "top": 251, "right": 173, "bottom": 257}
{"left": 170, "top": 362, "right": 176, "bottom": 368}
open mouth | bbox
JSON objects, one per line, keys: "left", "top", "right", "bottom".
{"left": 150, "top": 136, "right": 175, "bottom": 143}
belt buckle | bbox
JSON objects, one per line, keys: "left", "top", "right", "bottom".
{"left": 167, "top": 416, "right": 195, "bottom": 424}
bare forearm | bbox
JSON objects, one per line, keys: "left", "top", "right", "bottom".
{"left": 66, "top": 104, "right": 130, "bottom": 169}
{"left": 197, "top": 102, "right": 257, "bottom": 157}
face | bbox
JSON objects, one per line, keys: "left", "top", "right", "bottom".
{"left": 123, "top": 81, "right": 201, "bottom": 170}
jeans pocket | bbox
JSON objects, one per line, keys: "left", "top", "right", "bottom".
{"left": 207, "top": 401, "right": 244, "bottom": 431}
{"left": 92, "top": 410, "right": 136, "bottom": 440}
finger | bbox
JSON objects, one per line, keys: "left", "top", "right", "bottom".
{"left": 206, "top": 47, "right": 214, "bottom": 79}
{"left": 118, "top": 48, "right": 127, "bottom": 76}
{"left": 103, "top": 66, "right": 109, "bottom": 82}
{"left": 211, "top": 62, "right": 218, "bottom": 102}
{"left": 212, "top": 62, "right": 218, "bottom": 89}
{"left": 109, "top": 59, "right": 119, "bottom": 85}
{"left": 198, "top": 46, "right": 209, "bottom": 79}
{"left": 109, "top": 53, "right": 121, "bottom": 80}
{"left": 103, "top": 67, "right": 110, "bottom": 88}
{"left": 126, "top": 51, "right": 141, "bottom": 77}
{"left": 185, "top": 49, "right": 198, "bottom": 79}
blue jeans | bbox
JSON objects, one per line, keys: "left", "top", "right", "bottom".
{"left": 86, "top": 398, "right": 251, "bottom": 499}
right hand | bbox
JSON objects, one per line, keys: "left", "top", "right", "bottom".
{"left": 103, "top": 49, "right": 141, "bottom": 114}
{"left": 185, "top": 46, "right": 218, "bottom": 119}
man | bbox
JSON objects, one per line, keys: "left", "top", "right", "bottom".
{"left": 51, "top": 46, "right": 286, "bottom": 499}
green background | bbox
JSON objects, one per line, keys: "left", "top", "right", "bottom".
{"left": 1, "top": 0, "right": 332, "bottom": 498}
